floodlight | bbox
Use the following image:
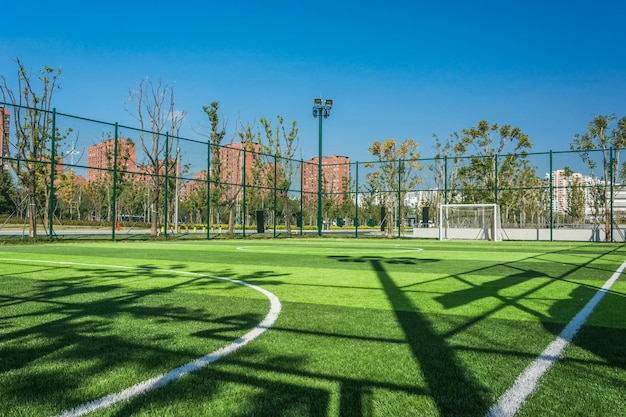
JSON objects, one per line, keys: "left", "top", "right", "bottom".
{"left": 311, "top": 97, "right": 334, "bottom": 236}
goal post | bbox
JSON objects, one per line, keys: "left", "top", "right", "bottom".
{"left": 439, "top": 203, "right": 503, "bottom": 241}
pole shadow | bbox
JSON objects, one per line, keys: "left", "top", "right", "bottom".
{"left": 330, "top": 255, "right": 491, "bottom": 417}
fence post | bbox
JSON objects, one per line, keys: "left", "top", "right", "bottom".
{"left": 111, "top": 123, "right": 119, "bottom": 241}
{"left": 549, "top": 150, "right": 553, "bottom": 241}
{"left": 242, "top": 147, "right": 247, "bottom": 238}
{"left": 273, "top": 154, "right": 277, "bottom": 238}
{"left": 206, "top": 140, "right": 211, "bottom": 239}
{"left": 494, "top": 154, "right": 499, "bottom": 205}
{"left": 48, "top": 108, "right": 57, "bottom": 240}
{"left": 610, "top": 147, "right": 614, "bottom": 242}
{"left": 300, "top": 159, "right": 304, "bottom": 236}
{"left": 444, "top": 155, "right": 448, "bottom": 205}
{"left": 355, "top": 161, "right": 359, "bottom": 238}
{"left": 397, "top": 159, "right": 402, "bottom": 238}
{"left": 164, "top": 132, "right": 169, "bottom": 238}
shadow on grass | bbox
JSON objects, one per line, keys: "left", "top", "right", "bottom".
{"left": 108, "top": 367, "right": 331, "bottom": 417}
{"left": 330, "top": 255, "right": 491, "bottom": 417}
{"left": 546, "top": 285, "right": 626, "bottom": 372}
{"left": 435, "top": 270, "right": 547, "bottom": 309}
{"left": 0, "top": 262, "right": 282, "bottom": 415}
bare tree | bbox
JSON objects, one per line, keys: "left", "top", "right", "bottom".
{"left": 0, "top": 58, "right": 67, "bottom": 237}
{"left": 126, "top": 78, "right": 186, "bottom": 235}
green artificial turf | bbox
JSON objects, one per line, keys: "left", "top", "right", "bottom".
{"left": 0, "top": 239, "right": 624, "bottom": 416}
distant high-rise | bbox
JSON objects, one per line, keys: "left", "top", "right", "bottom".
{"left": 0, "top": 107, "right": 10, "bottom": 167}
{"left": 302, "top": 155, "right": 351, "bottom": 204}
{"left": 86, "top": 138, "right": 137, "bottom": 182}
{"left": 218, "top": 141, "right": 262, "bottom": 185}
{"left": 551, "top": 169, "right": 583, "bottom": 213}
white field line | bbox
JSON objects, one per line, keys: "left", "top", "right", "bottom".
{"left": 235, "top": 245, "right": 424, "bottom": 254}
{"left": 0, "top": 258, "right": 281, "bottom": 417}
{"left": 486, "top": 258, "right": 626, "bottom": 417}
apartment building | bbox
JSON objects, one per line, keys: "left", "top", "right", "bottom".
{"left": 302, "top": 155, "right": 351, "bottom": 204}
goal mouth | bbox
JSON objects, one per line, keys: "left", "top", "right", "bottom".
{"left": 438, "top": 203, "right": 502, "bottom": 241}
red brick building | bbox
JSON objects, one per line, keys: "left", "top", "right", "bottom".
{"left": 217, "top": 141, "right": 262, "bottom": 185}
{"left": 302, "top": 155, "right": 351, "bottom": 204}
{"left": 86, "top": 138, "right": 137, "bottom": 182}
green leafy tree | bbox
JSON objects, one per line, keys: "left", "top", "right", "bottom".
{"left": 56, "top": 168, "right": 83, "bottom": 220}
{"left": 202, "top": 102, "right": 241, "bottom": 232}
{"left": 259, "top": 115, "right": 299, "bottom": 233}
{"left": 454, "top": 121, "right": 532, "bottom": 204}
{"left": 365, "top": 138, "right": 422, "bottom": 236}
{"left": 563, "top": 167, "right": 585, "bottom": 225}
{"left": 0, "top": 166, "right": 17, "bottom": 214}
{"left": 433, "top": 121, "right": 535, "bottom": 227}
{"left": 571, "top": 114, "right": 626, "bottom": 241}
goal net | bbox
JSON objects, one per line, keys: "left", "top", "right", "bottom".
{"left": 439, "top": 204, "right": 503, "bottom": 241}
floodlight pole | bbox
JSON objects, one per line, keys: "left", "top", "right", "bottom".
{"left": 312, "top": 98, "right": 333, "bottom": 236}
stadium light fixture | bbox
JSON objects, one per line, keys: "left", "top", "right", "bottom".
{"left": 312, "top": 98, "right": 333, "bottom": 236}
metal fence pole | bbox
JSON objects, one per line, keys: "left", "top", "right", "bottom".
{"left": 300, "top": 159, "right": 304, "bottom": 236}
{"left": 444, "top": 155, "right": 448, "bottom": 205}
{"left": 273, "top": 154, "right": 277, "bottom": 238}
{"left": 111, "top": 123, "right": 119, "bottom": 241}
{"left": 355, "top": 161, "right": 359, "bottom": 238}
{"left": 549, "top": 150, "right": 553, "bottom": 241}
{"left": 610, "top": 147, "right": 614, "bottom": 242}
{"left": 206, "top": 140, "right": 211, "bottom": 239}
{"left": 397, "top": 159, "right": 402, "bottom": 238}
{"left": 164, "top": 133, "right": 169, "bottom": 238}
{"left": 494, "top": 154, "right": 499, "bottom": 205}
{"left": 243, "top": 147, "right": 247, "bottom": 238}
{"left": 48, "top": 108, "right": 57, "bottom": 240}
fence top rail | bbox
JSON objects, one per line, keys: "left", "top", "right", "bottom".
{"left": 3, "top": 101, "right": 626, "bottom": 165}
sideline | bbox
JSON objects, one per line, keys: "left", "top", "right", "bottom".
{"left": 236, "top": 245, "right": 424, "bottom": 254}
{"left": 485, "top": 258, "right": 626, "bottom": 417}
{"left": 0, "top": 258, "right": 282, "bottom": 417}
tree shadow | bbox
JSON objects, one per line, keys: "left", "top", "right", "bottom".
{"left": 0, "top": 262, "right": 287, "bottom": 415}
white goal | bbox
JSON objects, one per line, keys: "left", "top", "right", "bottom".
{"left": 439, "top": 204, "right": 503, "bottom": 241}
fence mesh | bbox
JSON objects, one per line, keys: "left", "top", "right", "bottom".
{"left": 1, "top": 102, "right": 624, "bottom": 241}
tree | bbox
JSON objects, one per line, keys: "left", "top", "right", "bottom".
{"left": 259, "top": 115, "right": 299, "bottom": 233}
{"left": 433, "top": 121, "right": 534, "bottom": 226}
{"left": 456, "top": 121, "right": 531, "bottom": 204}
{"left": 431, "top": 133, "right": 462, "bottom": 207}
{"left": 0, "top": 167, "right": 17, "bottom": 214}
{"left": 365, "top": 138, "right": 422, "bottom": 236}
{"left": 0, "top": 58, "right": 67, "bottom": 237}
{"left": 571, "top": 114, "right": 626, "bottom": 241}
{"left": 56, "top": 168, "right": 83, "bottom": 220}
{"left": 201, "top": 102, "right": 229, "bottom": 230}
{"left": 563, "top": 167, "right": 585, "bottom": 225}
{"left": 127, "top": 78, "right": 185, "bottom": 236}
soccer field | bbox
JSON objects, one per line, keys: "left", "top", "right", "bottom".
{"left": 1, "top": 239, "right": 624, "bottom": 417}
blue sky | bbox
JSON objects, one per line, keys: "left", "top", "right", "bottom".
{"left": 1, "top": 1, "right": 625, "bottom": 168}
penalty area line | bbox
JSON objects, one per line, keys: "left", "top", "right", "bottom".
{"left": 0, "top": 258, "right": 281, "bottom": 417}
{"left": 485, "top": 258, "right": 626, "bottom": 417}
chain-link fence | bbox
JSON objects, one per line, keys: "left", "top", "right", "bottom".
{"left": 1, "top": 102, "right": 624, "bottom": 241}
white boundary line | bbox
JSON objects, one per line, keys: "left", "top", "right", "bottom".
{"left": 486, "top": 258, "right": 626, "bottom": 417}
{"left": 236, "top": 245, "right": 424, "bottom": 254}
{"left": 0, "top": 258, "right": 281, "bottom": 417}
